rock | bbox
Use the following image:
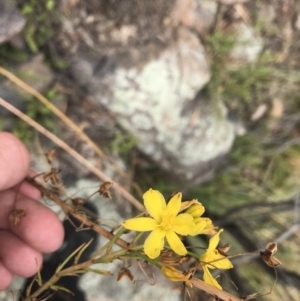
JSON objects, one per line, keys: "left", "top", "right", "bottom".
{"left": 0, "top": 0, "right": 26, "bottom": 44}
{"left": 68, "top": 27, "right": 235, "bottom": 183}
{"left": 18, "top": 54, "right": 55, "bottom": 92}
{"left": 296, "top": 14, "right": 300, "bottom": 31}
{"left": 230, "top": 22, "right": 263, "bottom": 63}
{"left": 171, "top": 0, "right": 218, "bottom": 36}
{"left": 218, "top": 0, "right": 250, "bottom": 4}
{"left": 257, "top": 2, "right": 276, "bottom": 24}
{"left": 0, "top": 54, "right": 54, "bottom": 128}
{"left": 0, "top": 54, "right": 54, "bottom": 104}
{"left": 0, "top": 83, "right": 27, "bottom": 117}
{"left": 56, "top": 0, "right": 237, "bottom": 183}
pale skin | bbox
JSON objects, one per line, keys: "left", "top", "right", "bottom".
{"left": 0, "top": 132, "right": 64, "bottom": 290}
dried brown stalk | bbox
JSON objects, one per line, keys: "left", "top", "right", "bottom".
{"left": 26, "top": 176, "right": 129, "bottom": 249}
{"left": 0, "top": 67, "right": 144, "bottom": 198}
{"left": 0, "top": 97, "right": 144, "bottom": 212}
{"left": 190, "top": 277, "right": 243, "bottom": 301}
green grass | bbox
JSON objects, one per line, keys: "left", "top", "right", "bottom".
{"left": 109, "top": 131, "right": 137, "bottom": 156}
{"left": 20, "top": 0, "right": 57, "bottom": 53}
{"left": 12, "top": 88, "right": 58, "bottom": 144}
{"left": 0, "top": 44, "right": 29, "bottom": 64}
{"left": 133, "top": 24, "right": 300, "bottom": 218}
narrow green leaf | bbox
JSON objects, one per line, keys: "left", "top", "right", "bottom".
{"left": 74, "top": 238, "right": 94, "bottom": 265}
{"left": 86, "top": 268, "right": 112, "bottom": 276}
{"left": 56, "top": 243, "right": 86, "bottom": 273}
{"left": 50, "top": 285, "right": 74, "bottom": 295}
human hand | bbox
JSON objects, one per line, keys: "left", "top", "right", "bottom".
{"left": 0, "top": 132, "right": 64, "bottom": 290}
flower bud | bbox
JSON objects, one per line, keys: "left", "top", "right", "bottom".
{"left": 185, "top": 203, "right": 205, "bottom": 217}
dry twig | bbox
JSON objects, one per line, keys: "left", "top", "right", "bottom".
{"left": 0, "top": 97, "right": 145, "bottom": 211}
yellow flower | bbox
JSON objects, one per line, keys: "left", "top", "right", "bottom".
{"left": 192, "top": 217, "right": 216, "bottom": 235}
{"left": 121, "top": 189, "right": 195, "bottom": 259}
{"left": 184, "top": 203, "right": 216, "bottom": 236}
{"left": 199, "top": 229, "right": 233, "bottom": 290}
{"left": 185, "top": 203, "right": 205, "bottom": 217}
{"left": 161, "top": 265, "right": 193, "bottom": 287}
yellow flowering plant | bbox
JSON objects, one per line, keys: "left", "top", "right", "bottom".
{"left": 121, "top": 189, "right": 234, "bottom": 289}
{"left": 199, "top": 229, "right": 233, "bottom": 290}
{"left": 161, "top": 265, "right": 193, "bottom": 288}
{"left": 23, "top": 176, "right": 281, "bottom": 301}
{"left": 121, "top": 189, "right": 195, "bottom": 258}
{"left": 0, "top": 74, "right": 283, "bottom": 301}
{"left": 184, "top": 203, "right": 216, "bottom": 236}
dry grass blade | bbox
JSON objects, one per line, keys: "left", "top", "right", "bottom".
{"left": 0, "top": 67, "right": 104, "bottom": 156}
{"left": 0, "top": 97, "right": 145, "bottom": 212}
{"left": 0, "top": 66, "right": 143, "bottom": 197}
{"left": 26, "top": 176, "right": 130, "bottom": 250}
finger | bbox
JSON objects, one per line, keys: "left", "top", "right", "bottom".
{"left": 15, "top": 169, "right": 42, "bottom": 200}
{"left": 0, "top": 230, "right": 42, "bottom": 277}
{"left": 0, "top": 190, "right": 64, "bottom": 253}
{"left": 13, "top": 180, "right": 41, "bottom": 200}
{"left": 0, "top": 261, "right": 13, "bottom": 291}
{"left": 0, "top": 132, "right": 30, "bottom": 190}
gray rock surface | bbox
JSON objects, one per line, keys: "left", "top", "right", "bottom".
{"left": 48, "top": 0, "right": 238, "bottom": 183}
{"left": 18, "top": 54, "right": 55, "bottom": 92}
{"left": 0, "top": 54, "right": 54, "bottom": 130}
{"left": 172, "top": 0, "right": 218, "bottom": 36}
{"left": 69, "top": 26, "right": 235, "bottom": 183}
{"left": 52, "top": 0, "right": 237, "bottom": 183}
{"left": 230, "top": 22, "right": 263, "bottom": 63}
{"left": 0, "top": 0, "right": 26, "bottom": 44}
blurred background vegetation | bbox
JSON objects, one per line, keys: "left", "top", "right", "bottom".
{"left": 0, "top": 0, "right": 300, "bottom": 300}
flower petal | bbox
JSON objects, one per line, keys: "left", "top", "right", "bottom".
{"left": 122, "top": 217, "right": 158, "bottom": 231}
{"left": 180, "top": 199, "right": 199, "bottom": 211}
{"left": 191, "top": 218, "right": 215, "bottom": 236}
{"left": 185, "top": 203, "right": 205, "bottom": 218}
{"left": 203, "top": 266, "right": 222, "bottom": 290}
{"left": 161, "top": 266, "right": 185, "bottom": 282}
{"left": 173, "top": 213, "right": 194, "bottom": 235}
{"left": 166, "top": 192, "right": 182, "bottom": 216}
{"left": 213, "top": 257, "right": 233, "bottom": 269}
{"left": 208, "top": 229, "right": 223, "bottom": 251}
{"left": 144, "top": 228, "right": 166, "bottom": 259}
{"left": 166, "top": 231, "right": 187, "bottom": 256}
{"left": 199, "top": 250, "right": 210, "bottom": 264}
{"left": 161, "top": 266, "right": 193, "bottom": 287}
{"left": 190, "top": 218, "right": 207, "bottom": 235}
{"left": 143, "top": 189, "right": 166, "bottom": 223}
{"left": 200, "top": 250, "right": 233, "bottom": 270}
{"left": 207, "top": 251, "right": 233, "bottom": 269}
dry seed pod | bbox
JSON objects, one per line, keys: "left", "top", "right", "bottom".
{"left": 46, "top": 149, "right": 57, "bottom": 164}
{"left": 43, "top": 168, "right": 61, "bottom": 186}
{"left": 260, "top": 242, "right": 281, "bottom": 268}
{"left": 178, "top": 256, "right": 189, "bottom": 265}
{"left": 265, "top": 242, "right": 277, "bottom": 254}
{"left": 99, "top": 181, "right": 113, "bottom": 199}
{"left": 159, "top": 250, "right": 189, "bottom": 266}
{"left": 183, "top": 264, "right": 197, "bottom": 280}
{"left": 217, "top": 243, "right": 231, "bottom": 256}
{"left": 48, "top": 186, "right": 62, "bottom": 198}
{"left": 9, "top": 209, "right": 26, "bottom": 225}
{"left": 117, "top": 267, "right": 134, "bottom": 282}
{"left": 72, "top": 198, "right": 86, "bottom": 209}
